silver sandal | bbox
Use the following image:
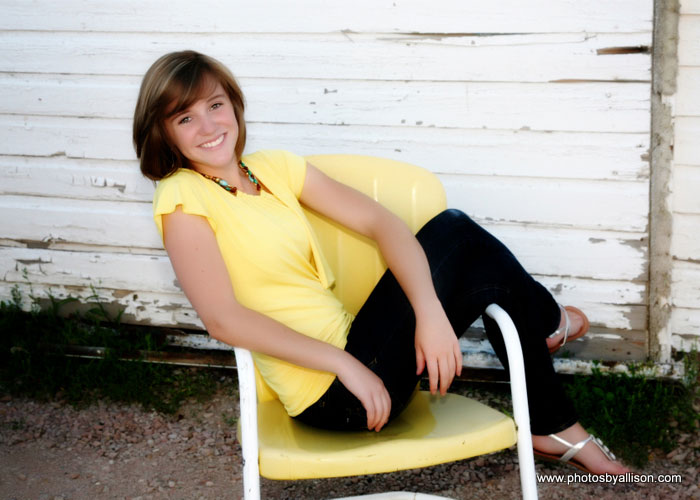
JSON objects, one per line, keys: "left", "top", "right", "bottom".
{"left": 534, "top": 433, "right": 618, "bottom": 474}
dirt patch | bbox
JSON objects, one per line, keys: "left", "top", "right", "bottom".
{"left": 1, "top": 389, "right": 698, "bottom": 499}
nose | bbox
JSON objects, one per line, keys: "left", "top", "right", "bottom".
{"left": 199, "top": 114, "right": 217, "bottom": 135}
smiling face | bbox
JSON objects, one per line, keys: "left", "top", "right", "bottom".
{"left": 165, "top": 79, "right": 240, "bottom": 176}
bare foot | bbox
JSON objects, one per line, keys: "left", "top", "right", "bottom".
{"left": 546, "top": 305, "right": 587, "bottom": 352}
{"left": 533, "top": 422, "right": 630, "bottom": 475}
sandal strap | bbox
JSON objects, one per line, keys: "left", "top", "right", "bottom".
{"left": 590, "top": 434, "right": 617, "bottom": 461}
{"left": 548, "top": 303, "right": 570, "bottom": 348}
{"left": 548, "top": 433, "right": 593, "bottom": 463}
{"left": 548, "top": 433, "right": 618, "bottom": 463}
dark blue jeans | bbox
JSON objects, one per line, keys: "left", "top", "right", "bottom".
{"left": 294, "top": 209, "right": 578, "bottom": 435}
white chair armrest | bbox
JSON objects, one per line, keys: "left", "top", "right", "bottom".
{"left": 485, "top": 304, "right": 538, "bottom": 500}
{"left": 234, "top": 347, "right": 261, "bottom": 500}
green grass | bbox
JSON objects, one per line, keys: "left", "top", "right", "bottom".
{"left": 0, "top": 286, "right": 227, "bottom": 414}
{"left": 2, "top": 286, "right": 698, "bottom": 466}
{"left": 564, "top": 360, "right": 700, "bottom": 467}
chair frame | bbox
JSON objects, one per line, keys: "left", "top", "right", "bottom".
{"left": 234, "top": 304, "right": 538, "bottom": 500}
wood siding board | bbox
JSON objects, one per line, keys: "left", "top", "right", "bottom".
{"left": 0, "top": 32, "right": 651, "bottom": 82}
{"left": 1, "top": 75, "right": 651, "bottom": 134}
{"left": 671, "top": 214, "right": 700, "bottom": 261}
{"left": 0, "top": 156, "right": 154, "bottom": 202}
{"left": 679, "top": 15, "right": 700, "bottom": 66}
{"left": 0, "top": 215, "right": 646, "bottom": 286}
{"left": 0, "top": 195, "right": 158, "bottom": 249}
{"left": 671, "top": 261, "right": 700, "bottom": 309}
{"left": 444, "top": 176, "right": 649, "bottom": 232}
{"left": 483, "top": 225, "right": 647, "bottom": 281}
{"left": 0, "top": 275, "right": 645, "bottom": 332}
{"left": 676, "top": 66, "right": 700, "bottom": 116}
{"left": 674, "top": 116, "right": 700, "bottom": 166}
{"left": 672, "top": 165, "right": 700, "bottom": 213}
{"left": 672, "top": 308, "right": 700, "bottom": 336}
{"left": 681, "top": 0, "right": 700, "bottom": 15}
{"left": 0, "top": 118, "right": 650, "bottom": 180}
{"left": 1, "top": 247, "right": 645, "bottom": 301}
{"left": 2, "top": 180, "right": 649, "bottom": 252}
{"left": 0, "top": 0, "right": 653, "bottom": 34}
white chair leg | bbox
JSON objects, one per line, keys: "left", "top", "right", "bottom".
{"left": 485, "top": 304, "right": 538, "bottom": 500}
{"left": 234, "top": 347, "right": 261, "bottom": 500}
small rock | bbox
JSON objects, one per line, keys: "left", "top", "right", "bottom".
{"left": 205, "top": 481, "right": 214, "bottom": 487}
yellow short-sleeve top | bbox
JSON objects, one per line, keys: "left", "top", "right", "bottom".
{"left": 152, "top": 149, "right": 354, "bottom": 416}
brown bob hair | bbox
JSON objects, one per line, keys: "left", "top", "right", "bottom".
{"left": 133, "top": 50, "right": 247, "bottom": 180}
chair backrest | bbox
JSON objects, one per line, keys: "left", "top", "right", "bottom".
{"left": 254, "top": 154, "right": 447, "bottom": 401}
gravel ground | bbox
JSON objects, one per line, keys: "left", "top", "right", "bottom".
{"left": 1, "top": 378, "right": 699, "bottom": 500}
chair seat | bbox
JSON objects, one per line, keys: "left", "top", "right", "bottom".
{"left": 256, "top": 390, "right": 517, "bottom": 480}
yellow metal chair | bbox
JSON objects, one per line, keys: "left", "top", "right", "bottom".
{"left": 234, "top": 155, "right": 538, "bottom": 499}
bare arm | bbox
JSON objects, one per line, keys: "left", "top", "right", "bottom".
{"left": 300, "top": 163, "right": 462, "bottom": 396}
{"left": 162, "top": 206, "right": 390, "bottom": 431}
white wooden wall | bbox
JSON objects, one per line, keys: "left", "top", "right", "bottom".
{"left": 0, "top": 0, "right": 653, "bottom": 362}
{"left": 670, "top": 0, "right": 700, "bottom": 356}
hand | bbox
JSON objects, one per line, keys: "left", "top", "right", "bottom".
{"left": 414, "top": 304, "right": 462, "bottom": 396}
{"left": 336, "top": 354, "right": 392, "bottom": 432}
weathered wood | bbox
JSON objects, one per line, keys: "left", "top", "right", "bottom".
{"left": 0, "top": 0, "right": 653, "bottom": 33}
{"left": 672, "top": 165, "right": 700, "bottom": 213}
{"left": 0, "top": 75, "right": 650, "bottom": 133}
{"left": 674, "top": 116, "right": 700, "bottom": 166}
{"left": 672, "top": 261, "right": 700, "bottom": 309}
{"left": 446, "top": 176, "right": 649, "bottom": 232}
{"left": 679, "top": 15, "right": 700, "bottom": 66}
{"left": 676, "top": 67, "right": 700, "bottom": 116}
{"left": 672, "top": 307, "right": 700, "bottom": 337}
{"left": 681, "top": 0, "right": 700, "bottom": 14}
{"left": 0, "top": 280, "right": 649, "bottom": 363}
{"left": 0, "top": 32, "right": 651, "bottom": 82}
{"left": 671, "top": 214, "right": 700, "bottom": 260}
{"left": 1, "top": 221, "right": 647, "bottom": 283}
{"left": 0, "top": 0, "right": 658, "bottom": 363}
{"left": 1, "top": 187, "right": 649, "bottom": 253}
{"left": 0, "top": 119, "right": 650, "bottom": 182}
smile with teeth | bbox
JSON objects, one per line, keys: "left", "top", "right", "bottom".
{"left": 200, "top": 134, "right": 225, "bottom": 148}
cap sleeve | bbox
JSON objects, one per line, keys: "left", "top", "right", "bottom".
{"left": 152, "top": 169, "right": 216, "bottom": 243}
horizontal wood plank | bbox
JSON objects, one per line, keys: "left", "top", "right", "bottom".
{"left": 2, "top": 171, "right": 649, "bottom": 248}
{"left": 681, "top": 0, "right": 700, "bottom": 14}
{"left": 0, "top": 118, "right": 651, "bottom": 181}
{"left": 0, "top": 0, "right": 653, "bottom": 34}
{"left": 445, "top": 175, "right": 649, "bottom": 232}
{"left": 0, "top": 32, "right": 651, "bottom": 83}
{"left": 1, "top": 205, "right": 647, "bottom": 281}
{"left": 671, "top": 214, "right": 700, "bottom": 261}
{"left": 0, "top": 75, "right": 651, "bottom": 134}
{"left": 0, "top": 247, "right": 646, "bottom": 330}
{"left": 672, "top": 260, "right": 700, "bottom": 309}
{"left": 674, "top": 116, "right": 700, "bottom": 166}
{"left": 679, "top": 15, "right": 700, "bottom": 66}
{"left": 671, "top": 308, "right": 700, "bottom": 337}
{"left": 676, "top": 67, "right": 700, "bottom": 116}
{"left": 672, "top": 165, "right": 700, "bottom": 213}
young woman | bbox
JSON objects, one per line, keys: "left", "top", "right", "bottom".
{"left": 133, "top": 50, "right": 629, "bottom": 475}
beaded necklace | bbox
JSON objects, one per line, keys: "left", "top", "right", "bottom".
{"left": 198, "top": 161, "right": 261, "bottom": 195}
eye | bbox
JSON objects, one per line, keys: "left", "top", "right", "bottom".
{"left": 211, "top": 102, "right": 223, "bottom": 110}
{"left": 177, "top": 116, "right": 191, "bottom": 125}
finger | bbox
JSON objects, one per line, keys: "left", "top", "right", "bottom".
{"left": 415, "top": 348, "right": 425, "bottom": 376}
{"left": 375, "top": 392, "right": 389, "bottom": 432}
{"left": 427, "top": 358, "right": 439, "bottom": 394}
{"left": 365, "top": 400, "right": 376, "bottom": 431}
{"left": 439, "top": 356, "right": 451, "bottom": 396}
{"left": 454, "top": 342, "right": 463, "bottom": 377}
